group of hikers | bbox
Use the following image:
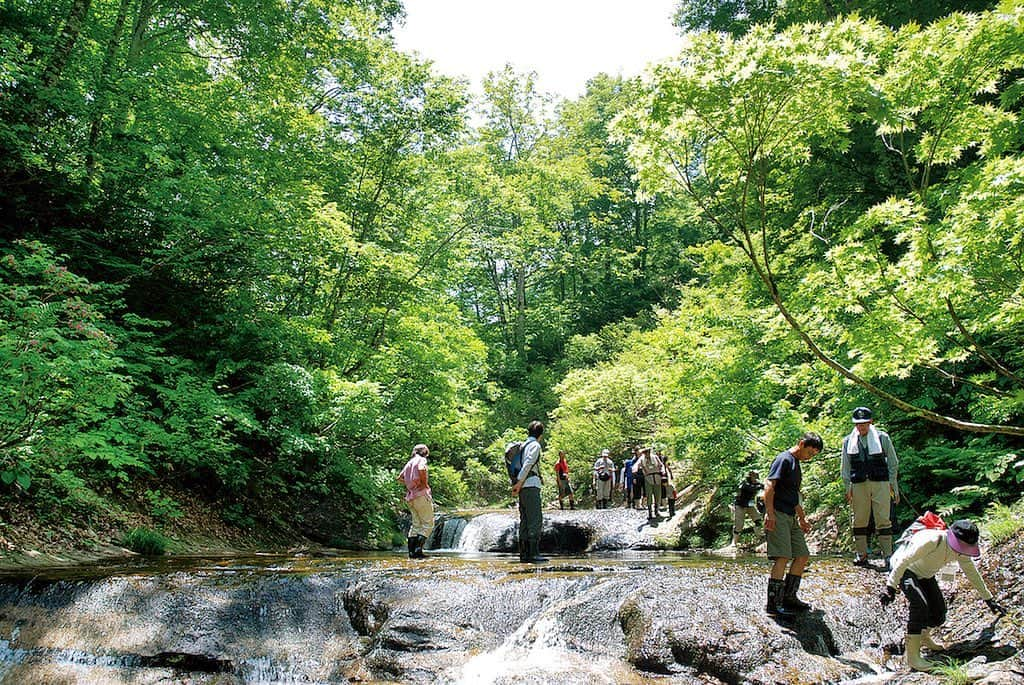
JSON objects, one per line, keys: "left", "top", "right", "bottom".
{"left": 732, "top": 407, "right": 1006, "bottom": 672}
{"left": 555, "top": 444, "right": 676, "bottom": 518}
{"left": 398, "top": 408, "right": 1007, "bottom": 673}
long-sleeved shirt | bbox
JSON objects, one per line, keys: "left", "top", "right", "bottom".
{"left": 399, "top": 455, "right": 431, "bottom": 502}
{"left": 593, "top": 456, "right": 615, "bottom": 483}
{"left": 840, "top": 429, "right": 899, "bottom": 494}
{"left": 886, "top": 529, "right": 992, "bottom": 600}
{"left": 516, "top": 437, "right": 542, "bottom": 489}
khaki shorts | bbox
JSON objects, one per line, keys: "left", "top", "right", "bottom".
{"left": 766, "top": 510, "right": 809, "bottom": 559}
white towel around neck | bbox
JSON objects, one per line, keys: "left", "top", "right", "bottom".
{"left": 845, "top": 425, "right": 882, "bottom": 455}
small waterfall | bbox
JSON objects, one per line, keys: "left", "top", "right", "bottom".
{"left": 433, "top": 517, "right": 467, "bottom": 550}
{"left": 455, "top": 513, "right": 518, "bottom": 552}
{"left": 456, "top": 517, "right": 488, "bottom": 551}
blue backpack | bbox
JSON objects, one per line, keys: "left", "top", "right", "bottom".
{"left": 504, "top": 441, "right": 524, "bottom": 484}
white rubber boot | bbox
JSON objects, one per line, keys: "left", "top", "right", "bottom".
{"left": 921, "top": 629, "right": 945, "bottom": 651}
{"left": 905, "top": 634, "right": 935, "bottom": 672}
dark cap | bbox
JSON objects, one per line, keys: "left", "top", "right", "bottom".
{"left": 852, "top": 407, "right": 873, "bottom": 423}
{"left": 947, "top": 519, "right": 981, "bottom": 557}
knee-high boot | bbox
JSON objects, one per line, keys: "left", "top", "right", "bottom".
{"left": 765, "top": 578, "right": 794, "bottom": 617}
{"left": 526, "top": 539, "right": 548, "bottom": 564}
{"left": 905, "top": 633, "right": 935, "bottom": 672}
{"left": 782, "top": 573, "right": 811, "bottom": 611}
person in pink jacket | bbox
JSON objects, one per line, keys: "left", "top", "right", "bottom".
{"left": 880, "top": 519, "right": 1006, "bottom": 671}
{"left": 398, "top": 444, "right": 433, "bottom": 559}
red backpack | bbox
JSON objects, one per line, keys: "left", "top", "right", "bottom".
{"left": 895, "top": 510, "right": 947, "bottom": 548}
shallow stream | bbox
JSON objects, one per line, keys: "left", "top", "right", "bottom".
{"left": 0, "top": 509, "right": 926, "bottom": 683}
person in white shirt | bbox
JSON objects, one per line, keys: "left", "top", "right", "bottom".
{"left": 592, "top": 449, "right": 615, "bottom": 509}
{"left": 880, "top": 519, "right": 1006, "bottom": 672}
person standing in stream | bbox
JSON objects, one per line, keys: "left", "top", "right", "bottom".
{"left": 764, "top": 431, "right": 823, "bottom": 617}
{"left": 841, "top": 406, "right": 900, "bottom": 568}
{"left": 398, "top": 444, "right": 433, "bottom": 559}
{"left": 511, "top": 420, "right": 547, "bottom": 563}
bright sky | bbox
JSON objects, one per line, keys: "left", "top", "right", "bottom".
{"left": 393, "top": 1, "right": 683, "bottom": 100}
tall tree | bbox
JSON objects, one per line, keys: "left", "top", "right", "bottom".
{"left": 622, "top": 7, "right": 1024, "bottom": 436}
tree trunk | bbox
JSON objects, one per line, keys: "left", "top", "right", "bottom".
{"left": 515, "top": 263, "right": 526, "bottom": 361}
{"left": 40, "top": 0, "right": 94, "bottom": 90}
{"left": 86, "top": 0, "right": 132, "bottom": 176}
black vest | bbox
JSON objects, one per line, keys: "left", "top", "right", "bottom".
{"left": 850, "top": 438, "right": 888, "bottom": 483}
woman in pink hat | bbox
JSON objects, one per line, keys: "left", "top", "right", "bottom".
{"left": 880, "top": 519, "right": 1006, "bottom": 671}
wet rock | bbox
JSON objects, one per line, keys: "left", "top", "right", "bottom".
{"left": 444, "top": 508, "right": 696, "bottom": 554}
{"left": 0, "top": 542, "right": 1019, "bottom": 684}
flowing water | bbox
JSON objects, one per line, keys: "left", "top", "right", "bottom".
{"left": 0, "top": 511, "right": 907, "bottom": 684}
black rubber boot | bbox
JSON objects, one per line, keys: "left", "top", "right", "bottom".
{"left": 766, "top": 578, "right": 795, "bottom": 617}
{"left": 783, "top": 574, "right": 811, "bottom": 611}
{"left": 559, "top": 501, "right": 564, "bottom": 510}
{"left": 526, "top": 539, "right": 548, "bottom": 564}
{"left": 570, "top": 501, "right": 575, "bottom": 510}
{"left": 409, "top": 535, "right": 426, "bottom": 559}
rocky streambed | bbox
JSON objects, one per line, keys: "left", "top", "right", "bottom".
{"left": 1, "top": 508, "right": 1021, "bottom": 685}
{"left": 0, "top": 546, "right": 1019, "bottom": 685}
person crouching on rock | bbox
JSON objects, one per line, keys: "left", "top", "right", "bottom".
{"left": 880, "top": 519, "right": 1006, "bottom": 672}
{"left": 398, "top": 444, "right": 433, "bottom": 559}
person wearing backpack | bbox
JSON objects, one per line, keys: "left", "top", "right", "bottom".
{"left": 638, "top": 446, "right": 664, "bottom": 520}
{"left": 619, "top": 454, "right": 635, "bottom": 508}
{"left": 511, "top": 421, "right": 547, "bottom": 563}
{"left": 731, "top": 470, "right": 764, "bottom": 547}
{"left": 880, "top": 519, "right": 1006, "bottom": 672}
{"left": 397, "top": 444, "right": 433, "bottom": 559}
{"left": 841, "top": 407, "right": 900, "bottom": 568}
{"left": 592, "top": 449, "right": 615, "bottom": 509}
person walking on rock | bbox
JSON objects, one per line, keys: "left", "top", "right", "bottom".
{"left": 764, "top": 432, "right": 823, "bottom": 617}
{"left": 511, "top": 421, "right": 547, "bottom": 563}
{"left": 398, "top": 444, "right": 434, "bottom": 559}
{"left": 638, "top": 446, "right": 664, "bottom": 520}
{"left": 657, "top": 447, "right": 675, "bottom": 516}
{"left": 732, "top": 470, "right": 764, "bottom": 547}
{"left": 593, "top": 449, "right": 615, "bottom": 509}
{"left": 554, "top": 450, "right": 576, "bottom": 510}
{"left": 841, "top": 407, "right": 900, "bottom": 567}
{"left": 880, "top": 519, "right": 1005, "bottom": 672}
{"left": 631, "top": 445, "right": 645, "bottom": 508}
{"left": 620, "top": 454, "right": 635, "bottom": 508}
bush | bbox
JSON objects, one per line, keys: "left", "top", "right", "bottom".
{"left": 122, "top": 527, "right": 169, "bottom": 555}
{"left": 985, "top": 499, "right": 1024, "bottom": 544}
{"left": 429, "top": 464, "right": 469, "bottom": 507}
{"left": 462, "top": 457, "right": 508, "bottom": 504}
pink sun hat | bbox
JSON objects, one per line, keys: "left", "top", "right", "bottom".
{"left": 947, "top": 519, "right": 981, "bottom": 557}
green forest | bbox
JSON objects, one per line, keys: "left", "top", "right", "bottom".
{"left": 2, "top": 0, "right": 1023, "bottom": 551}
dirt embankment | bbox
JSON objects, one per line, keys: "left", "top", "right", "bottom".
{"left": 0, "top": 484, "right": 314, "bottom": 571}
